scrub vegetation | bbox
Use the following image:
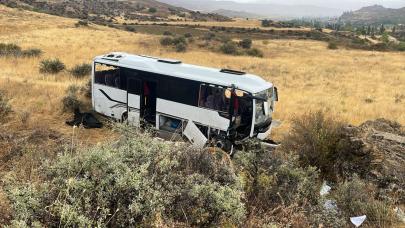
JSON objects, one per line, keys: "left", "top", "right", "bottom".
{"left": 39, "top": 58, "right": 65, "bottom": 74}
{"left": 0, "top": 5, "right": 404, "bottom": 227}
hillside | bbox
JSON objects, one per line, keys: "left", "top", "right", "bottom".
{"left": 340, "top": 5, "right": 405, "bottom": 25}
{"left": 211, "top": 9, "right": 265, "bottom": 19}
{"left": 0, "top": 0, "right": 230, "bottom": 22}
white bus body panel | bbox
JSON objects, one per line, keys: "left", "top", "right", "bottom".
{"left": 157, "top": 99, "right": 230, "bottom": 131}
{"left": 127, "top": 93, "right": 141, "bottom": 126}
{"left": 93, "top": 85, "right": 127, "bottom": 119}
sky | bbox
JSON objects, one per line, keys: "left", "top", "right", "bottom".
{"left": 223, "top": 0, "right": 405, "bottom": 10}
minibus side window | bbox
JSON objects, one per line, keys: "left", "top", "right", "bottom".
{"left": 198, "top": 85, "right": 230, "bottom": 113}
{"left": 94, "top": 63, "right": 120, "bottom": 88}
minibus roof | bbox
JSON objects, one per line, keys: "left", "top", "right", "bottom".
{"left": 94, "top": 52, "right": 273, "bottom": 94}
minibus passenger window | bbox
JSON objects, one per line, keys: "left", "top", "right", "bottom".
{"left": 199, "top": 85, "right": 230, "bottom": 113}
{"left": 94, "top": 63, "right": 120, "bottom": 88}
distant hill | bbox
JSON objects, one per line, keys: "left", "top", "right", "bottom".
{"left": 340, "top": 5, "right": 405, "bottom": 25}
{"left": 211, "top": 9, "right": 265, "bottom": 19}
{"left": 0, "top": 0, "right": 230, "bottom": 22}
{"left": 158, "top": 0, "right": 343, "bottom": 19}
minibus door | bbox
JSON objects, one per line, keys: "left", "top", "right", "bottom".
{"left": 127, "top": 77, "right": 141, "bottom": 127}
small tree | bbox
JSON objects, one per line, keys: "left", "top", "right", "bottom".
{"left": 148, "top": 7, "right": 157, "bottom": 13}
{"left": 379, "top": 24, "right": 385, "bottom": 34}
{"left": 381, "top": 32, "right": 390, "bottom": 44}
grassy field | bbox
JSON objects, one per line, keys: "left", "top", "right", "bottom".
{"left": 133, "top": 18, "right": 311, "bottom": 31}
{"left": 1, "top": 5, "right": 405, "bottom": 141}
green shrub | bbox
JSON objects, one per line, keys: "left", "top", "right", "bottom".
{"left": 334, "top": 176, "right": 396, "bottom": 227}
{"left": 328, "top": 41, "right": 338, "bottom": 50}
{"left": 75, "top": 20, "right": 88, "bottom": 27}
{"left": 203, "top": 32, "right": 216, "bottom": 41}
{"left": 163, "top": 31, "right": 173, "bottom": 36}
{"left": 239, "top": 38, "right": 252, "bottom": 49}
{"left": 124, "top": 26, "right": 136, "bottom": 32}
{"left": 39, "top": 58, "right": 65, "bottom": 74}
{"left": 381, "top": 32, "right": 390, "bottom": 44}
{"left": 175, "top": 42, "right": 187, "bottom": 52}
{"left": 220, "top": 42, "right": 239, "bottom": 55}
{"left": 397, "top": 42, "right": 405, "bottom": 51}
{"left": 148, "top": 7, "right": 157, "bottom": 13}
{"left": 0, "top": 43, "right": 21, "bottom": 57}
{"left": 160, "top": 37, "right": 173, "bottom": 46}
{"left": 234, "top": 140, "right": 320, "bottom": 210}
{"left": 233, "top": 140, "right": 346, "bottom": 227}
{"left": 0, "top": 90, "right": 12, "bottom": 123}
{"left": 21, "top": 48, "right": 42, "bottom": 57}
{"left": 246, "top": 48, "right": 263, "bottom": 58}
{"left": 184, "top": 33, "right": 193, "bottom": 38}
{"left": 4, "top": 125, "right": 245, "bottom": 227}
{"left": 70, "top": 63, "right": 92, "bottom": 78}
{"left": 172, "top": 36, "right": 187, "bottom": 45}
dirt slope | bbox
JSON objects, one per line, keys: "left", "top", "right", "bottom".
{"left": 342, "top": 119, "right": 405, "bottom": 202}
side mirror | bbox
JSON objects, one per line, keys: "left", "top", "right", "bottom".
{"left": 274, "top": 87, "right": 279, "bottom": 101}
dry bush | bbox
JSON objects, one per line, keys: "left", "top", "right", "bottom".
{"left": 163, "top": 31, "right": 173, "bottom": 36}
{"left": 239, "top": 38, "right": 252, "bottom": 49}
{"left": 74, "top": 20, "right": 88, "bottom": 27}
{"left": 18, "top": 111, "right": 31, "bottom": 125}
{"left": 0, "top": 43, "right": 42, "bottom": 58}
{"left": 175, "top": 42, "right": 187, "bottom": 52}
{"left": 70, "top": 63, "right": 92, "bottom": 78}
{"left": 328, "top": 41, "right": 338, "bottom": 50}
{"left": 282, "top": 111, "right": 346, "bottom": 180}
{"left": 39, "top": 58, "right": 65, "bottom": 74}
{"left": 80, "top": 79, "right": 92, "bottom": 99}
{"left": 3, "top": 124, "right": 245, "bottom": 227}
{"left": 246, "top": 48, "right": 264, "bottom": 58}
{"left": 0, "top": 43, "right": 21, "bottom": 57}
{"left": 160, "top": 37, "right": 173, "bottom": 46}
{"left": 21, "top": 48, "right": 42, "bottom": 57}
{"left": 61, "top": 85, "right": 82, "bottom": 112}
{"left": 0, "top": 90, "right": 12, "bottom": 123}
{"left": 220, "top": 41, "right": 239, "bottom": 55}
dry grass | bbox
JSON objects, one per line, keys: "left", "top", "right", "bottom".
{"left": 139, "top": 18, "right": 310, "bottom": 31}
{"left": 1, "top": 5, "right": 404, "bottom": 141}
